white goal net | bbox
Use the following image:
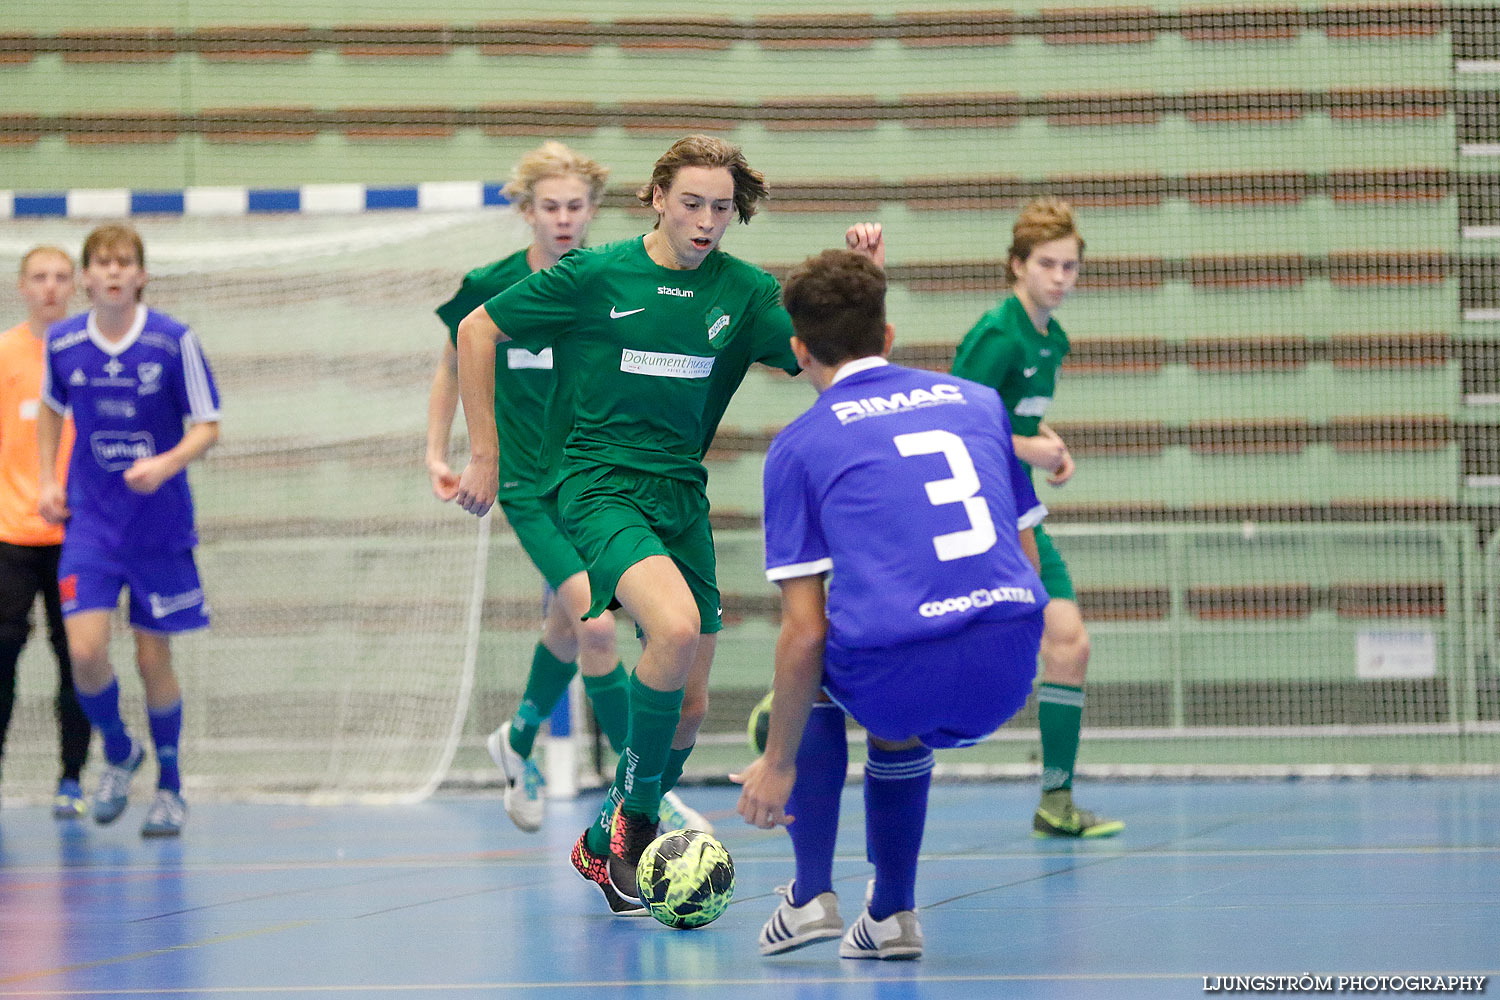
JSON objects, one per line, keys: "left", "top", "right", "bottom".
{"left": 0, "top": 208, "right": 544, "bottom": 802}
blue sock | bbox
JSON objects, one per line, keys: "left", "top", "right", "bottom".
{"left": 148, "top": 701, "right": 183, "bottom": 794}
{"left": 863, "top": 741, "right": 934, "bottom": 921}
{"left": 786, "top": 702, "right": 848, "bottom": 907}
{"left": 74, "top": 677, "right": 134, "bottom": 765}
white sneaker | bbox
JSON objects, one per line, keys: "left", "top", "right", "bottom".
{"left": 759, "top": 883, "right": 843, "bottom": 955}
{"left": 840, "top": 882, "right": 923, "bottom": 961}
{"left": 92, "top": 741, "right": 144, "bottom": 825}
{"left": 140, "top": 789, "right": 188, "bottom": 838}
{"left": 658, "top": 789, "right": 713, "bottom": 835}
{"left": 487, "top": 722, "right": 544, "bottom": 833}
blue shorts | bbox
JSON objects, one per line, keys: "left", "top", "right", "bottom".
{"left": 58, "top": 543, "right": 210, "bottom": 634}
{"left": 821, "top": 611, "right": 1044, "bottom": 749}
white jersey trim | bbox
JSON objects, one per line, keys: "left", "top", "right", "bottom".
{"left": 766, "top": 557, "right": 833, "bottom": 582}
{"left": 828, "top": 355, "right": 888, "bottom": 386}
{"left": 1018, "top": 503, "right": 1048, "bottom": 531}
{"left": 507, "top": 347, "right": 553, "bottom": 370}
{"left": 178, "top": 329, "right": 220, "bottom": 421}
{"left": 86, "top": 305, "right": 147, "bottom": 356}
{"left": 1014, "top": 395, "right": 1052, "bottom": 418}
{"left": 40, "top": 357, "right": 63, "bottom": 414}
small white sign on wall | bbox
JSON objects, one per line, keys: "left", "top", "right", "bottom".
{"left": 1355, "top": 628, "right": 1437, "bottom": 680}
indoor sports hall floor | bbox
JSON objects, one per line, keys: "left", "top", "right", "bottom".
{"left": 0, "top": 779, "right": 1495, "bottom": 999}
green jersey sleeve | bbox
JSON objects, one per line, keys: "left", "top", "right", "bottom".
{"left": 745, "top": 277, "right": 799, "bottom": 375}
{"left": 436, "top": 272, "right": 490, "bottom": 341}
{"left": 483, "top": 250, "right": 586, "bottom": 352}
{"left": 951, "top": 312, "right": 1020, "bottom": 390}
{"left": 437, "top": 251, "right": 532, "bottom": 343}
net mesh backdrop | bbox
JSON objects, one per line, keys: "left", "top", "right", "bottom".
{"left": 0, "top": 1, "right": 1497, "bottom": 798}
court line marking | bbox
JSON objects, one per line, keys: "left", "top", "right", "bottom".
{"left": 4, "top": 840, "right": 1494, "bottom": 903}
{"left": 0, "top": 921, "right": 313, "bottom": 988}
{"left": 725, "top": 843, "right": 1500, "bottom": 912}
{"left": 0, "top": 972, "right": 1221, "bottom": 995}
{"left": 0, "top": 848, "right": 548, "bottom": 884}
{"left": 911, "top": 844, "right": 1500, "bottom": 861}
{"left": 5, "top": 840, "right": 1494, "bottom": 873}
{"left": 129, "top": 865, "right": 515, "bottom": 923}
{"left": 4, "top": 972, "right": 1495, "bottom": 996}
{"left": 4, "top": 970, "right": 1496, "bottom": 996}
{"left": 352, "top": 877, "right": 553, "bottom": 919}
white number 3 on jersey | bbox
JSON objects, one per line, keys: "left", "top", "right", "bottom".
{"left": 893, "top": 430, "right": 998, "bottom": 562}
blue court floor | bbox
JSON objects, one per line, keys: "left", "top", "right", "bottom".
{"left": 0, "top": 779, "right": 1495, "bottom": 999}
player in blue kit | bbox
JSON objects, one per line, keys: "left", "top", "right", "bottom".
{"left": 36, "top": 224, "right": 221, "bottom": 837}
{"left": 734, "top": 249, "right": 1048, "bottom": 960}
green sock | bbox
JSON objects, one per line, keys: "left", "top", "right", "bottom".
{"left": 660, "top": 745, "right": 693, "bottom": 795}
{"left": 1037, "top": 682, "right": 1085, "bottom": 795}
{"left": 619, "top": 672, "right": 684, "bottom": 819}
{"left": 508, "top": 643, "right": 578, "bottom": 760}
{"left": 581, "top": 662, "right": 630, "bottom": 753}
{"left": 585, "top": 755, "right": 628, "bottom": 856}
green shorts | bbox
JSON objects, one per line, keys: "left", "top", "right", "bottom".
{"left": 556, "top": 465, "right": 722, "bottom": 634}
{"left": 1033, "top": 522, "right": 1076, "bottom": 603}
{"left": 498, "top": 493, "right": 586, "bottom": 590}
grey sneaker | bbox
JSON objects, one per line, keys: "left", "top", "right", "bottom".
{"left": 487, "top": 722, "right": 545, "bottom": 833}
{"left": 759, "top": 883, "right": 843, "bottom": 955}
{"left": 92, "top": 742, "right": 144, "bottom": 825}
{"left": 840, "top": 882, "right": 923, "bottom": 960}
{"left": 140, "top": 789, "right": 187, "bottom": 838}
{"left": 658, "top": 789, "right": 714, "bottom": 835}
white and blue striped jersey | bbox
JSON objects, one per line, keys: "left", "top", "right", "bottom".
{"left": 42, "top": 305, "right": 220, "bottom": 555}
{"left": 763, "top": 359, "right": 1048, "bottom": 649}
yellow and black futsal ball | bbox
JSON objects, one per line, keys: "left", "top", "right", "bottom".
{"left": 636, "top": 829, "right": 736, "bottom": 929}
{"left": 747, "top": 690, "right": 772, "bottom": 754}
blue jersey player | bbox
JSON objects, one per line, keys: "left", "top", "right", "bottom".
{"left": 36, "top": 225, "right": 221, "bottom": 837}
{"left": 734, "top": 247, "right": 1048, "bottom": 961}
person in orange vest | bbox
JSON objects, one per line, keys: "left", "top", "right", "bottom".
{"left": 0, "top": 246, "right": 91, "bottom": 817}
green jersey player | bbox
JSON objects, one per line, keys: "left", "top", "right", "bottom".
{"left": 425, "top": 142, "right": 709, "bottom": 839}
{"left": 951, "top": 197, "right": 1123, "bottom": 839}
{"left": 454, "top": 134, "right": 883, "bottom": 915}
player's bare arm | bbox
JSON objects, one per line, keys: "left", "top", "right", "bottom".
{"left": 1020, "top": 526, "right": 1041, "bottom": 573}
{"left": 1036, "top": 422, "right": 1075, "bottom": 486}
{"left": 844, "top": 222, "right": 885, "bottom": 269}
{"left": 1012, "top": 432, "right": 1065, "bottom": 470}
{"left": 453, "top": 304, "right": 510, "bottom": 516}
{"left": 124, "top": 420, "right": 219, "bottom": 495}
{"left": 1013, "top": 423, "right": 1073, "bottom": 484}
{"left": 424, "top": 342, "right": 461, "bottom": 501}
{"left": 35, "top": 403, "right": 69, "bottom": 524}
{"left": 733, "top": 573, "right": 829, "bottom": 830}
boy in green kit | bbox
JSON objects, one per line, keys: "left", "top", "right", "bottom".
{"left": 454, "top": 134, "right": 883, "bottom": 914}
{"left": 425, "top": 141, "right": 709, "bottom": 838}
{"left": 951, "top": 197, "right": 1123, "bottom": 839}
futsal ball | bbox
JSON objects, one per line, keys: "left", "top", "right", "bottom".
{"left": 636, "top": 829, "right": 736, "bottom": 929}
{"left": 747, "top": 689, "right": 772, "bottom": 754}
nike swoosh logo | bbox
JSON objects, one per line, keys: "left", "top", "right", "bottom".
{"left": 1023, "top": 367, "right": 1039, "bottom": 377}
{"left": 610, "top": 307, "right": 645, "bottom": 319}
